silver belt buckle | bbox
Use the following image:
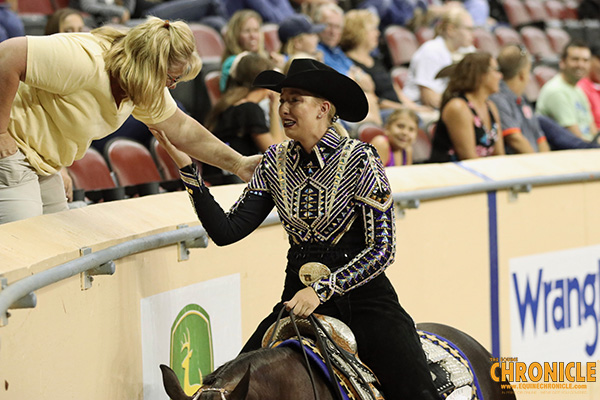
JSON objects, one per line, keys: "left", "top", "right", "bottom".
{"left": 299, "top": 262, "right": 331, "bottom": 286}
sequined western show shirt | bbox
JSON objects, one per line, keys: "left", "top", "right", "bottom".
{"left": 180, "top": 128, "right": 396, "bottom": 303}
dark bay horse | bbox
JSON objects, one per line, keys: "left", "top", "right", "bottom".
{"left": 160, "top": 322, "right": 516, "bottom": 400}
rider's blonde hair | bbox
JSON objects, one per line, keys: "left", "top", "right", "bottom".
{"left": 92, "top": 17, "right": 202, "bottom": 114}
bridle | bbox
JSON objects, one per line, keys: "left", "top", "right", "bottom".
{"left": 191, "top": 387, "right": 229, "bottom": 400}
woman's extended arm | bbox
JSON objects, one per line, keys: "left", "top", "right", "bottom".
{"left": 0, "top": 37, "right": 27, "bottom": 158}
{"left": 148, "top": 108, "right": 261, "bottom": 182}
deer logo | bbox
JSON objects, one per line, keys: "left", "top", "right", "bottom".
{"left": 170, "top": 304, "right": 214, "bottom": 395}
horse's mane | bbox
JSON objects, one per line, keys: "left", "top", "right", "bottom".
{"left": 203, "top": 347, "right": 297, "bottom": 386}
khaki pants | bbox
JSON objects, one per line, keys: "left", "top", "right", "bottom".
{"left": 0, "top": 150, "right": 68, "bottom": 224}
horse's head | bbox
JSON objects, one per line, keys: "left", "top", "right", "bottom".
{"left": 159, "top": 364, "right": 251, "bottom": 400}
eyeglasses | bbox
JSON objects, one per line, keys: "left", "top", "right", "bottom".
{"left": 167, "top": 72, "right": 184, "bottom": 85}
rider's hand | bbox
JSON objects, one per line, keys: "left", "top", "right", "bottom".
{"left": 234, "top": 155, "right": 261, "bottom": 183}
{"left": 284, "top": 287, "right": 320, "bottom": 318}
{"left": 149, "top": 128, "right": 193, "bottom": 169}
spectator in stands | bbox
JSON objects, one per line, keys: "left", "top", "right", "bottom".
{"left": 220, "top": 10, "right": 285, "bottom": 92}
{"left": 462, "top": 0, "right": 491, "bottom": 28}
{"left": 536, "top": 39, "right": 598, "bottom": 143}
{"left": 0, "top": 17, "right": 259, "bottom": 224}
{"left": 202, "top": 52, "right": 282, "bottom": 185}
{"left": 0, "top": 0, "right": 24, "bottom": 42}
{"left": 70, "top": 0, "right": 133, "bottom": 25}
{"left": 313, "top": 4, "right": 348, "bottom": 72}
{"left": 45, "top": 8, "right": 86, "bottom": 35}
{"left": 578, "top": 44, "right": 600, "bottom": 131}
{"left": 224, "top": 0, "right": 296, "bottom": 24}
{"left": 429, "top": 51, "right": 504, "bottom": 162}
{"left": 490, "top": 44, "right": 550, "bottom": 154}
{"left": 357, "top": 0, "right": 428, "bottom": 32}
{"left": 133, "top": 0, "right": 228, "bottom": 33}
{"left": 313, "top": 3, "right": 383, "bottom": 127}
{"left": 313, "top": 4, "right": 372, "bottom": 90}
{"left": 491, "top": 43, "right": 598, "bottom": 151}
{"left": 370, "top": 107, "right": 420, "bottom": 166}
{"left": 278, "top": 14, "right": 324, "bottom": 61}
{"left": 341, "top": 9, "right": 436, "bottom": 122}
{"left": 403, "top": 6, "right": 475, "bottom": 109}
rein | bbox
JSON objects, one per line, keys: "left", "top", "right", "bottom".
{"left": 265, "top": 308, "right": 348, "bottom": 400}
{"left": 266, "top": 307, "right": 324, "bottom": 400}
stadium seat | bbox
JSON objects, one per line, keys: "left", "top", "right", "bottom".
{"left": 472, "top": 27, "right": 500, "bottom": 57}
{"left": 523, "top": 77, "right": 540, "bottom": 104}
{"left": 415, "top": 26, "right": 434, "bottom": 45}
{"left": 391, "top": 66, "right": 409, "bottom": 89}
{"left": 425, "top": 121, "right": 436, "bottom": 140}
{"left": 561, "top": 0, "right": 580, "bottom": 20}
{"left": 262, "top": 23, "right": 281, "bottom": 53}
{"left": 68, "top": 147, "right": 124, "bottom": 202}
{"left": 533, "top": 64, "right": 559, "bottom": 87}
{"left": 358, "top": 124, "right": 385, "bottom": 144}
{"left": 384, "top": 25, "right": 419, "bottom": 66}
{"left": 494, "top": 26, "right": 522, "bottom": 47}
{"left": 150, "top": 138, "right": 184, "bottom": 191}
{"left": 520, "top": 26, "right": 559, "bottom": 65}
{"left": 204, "top": 70, "right": 222, "bottom": 107}
{"left": 544, "top": 0, "right": 565, "bottom": 20}
{"left": 545, "top": 27, "right": 571, "bottom": 55}
{"left": 104, "top": 138, "right": 163, "bottom": 196}
{"left": 502, "top": 0, "right": 532, "bottom": 28}
{"left": 17, "top": 0, "right": 54, "bottom": 14}
{"left": 524, "top": 0, "right": 549, "bottom": 23}
{"left": 69, "top": 147, "right": 116, "bottom": 191}
{"left": 413, "top": 129, "right": 432, "bottom": 164}
{"left": 150, "top": 138, "right": 181, "bottom": 181}
{"left": 188, "top": 23, "right": 224, "bottom": 66}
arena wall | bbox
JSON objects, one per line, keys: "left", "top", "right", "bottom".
{"left": 1, "top": 150, "right": 599, "bottom": 399}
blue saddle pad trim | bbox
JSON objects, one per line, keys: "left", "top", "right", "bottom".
{"left": 279, "top": 339, "right": 351, "bottom": 400}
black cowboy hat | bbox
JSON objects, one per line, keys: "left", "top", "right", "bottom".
{"left": 253, "top": 58, "right": 368, "bottom": 123}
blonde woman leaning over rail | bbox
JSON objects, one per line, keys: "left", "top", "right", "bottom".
{"left": 0, "top": 17, "right": 260, "bottom": 224}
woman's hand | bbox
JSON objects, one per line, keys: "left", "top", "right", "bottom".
{"left": 149, "top": 128, "right": 193, "bottom": 169}
{"left": 284, "top": 287, "right": 320, "bottom": 318}
{"left": 0, "top": 131, "right": 17, "bottom": 158}
{"left": 233, "top": 155, "right": 261, "bottom": 182}
{"left": 59, "top": 168, "right": 73, "bottom": 202}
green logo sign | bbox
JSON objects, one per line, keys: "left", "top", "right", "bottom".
{"left": 170, "top": 304, "right": 214, "bottom": 396}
